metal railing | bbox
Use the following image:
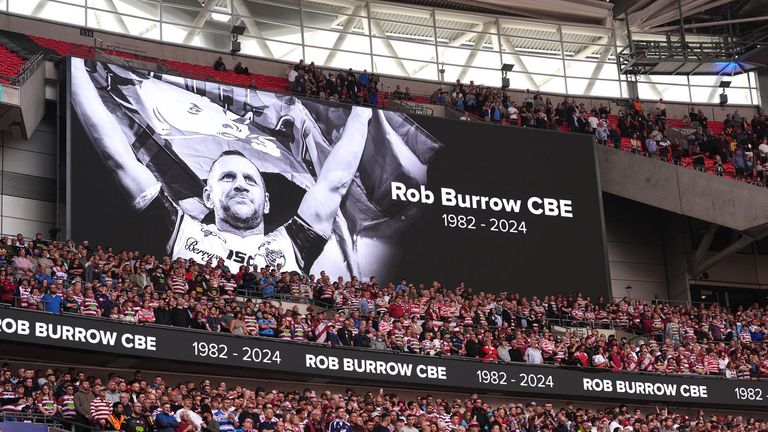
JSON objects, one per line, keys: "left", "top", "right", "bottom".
{"left": 0, "top": 51, "right": 45, "bottom": 87}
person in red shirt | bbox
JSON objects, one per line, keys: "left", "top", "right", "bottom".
{"left": 480, "top": 336, "right": 498, "bottom": 362}
{"left": 573, "top": 345, "right": 589, "bottom": 367}
{"left": 0, "top": 271, "right": 16, "bottom": 304}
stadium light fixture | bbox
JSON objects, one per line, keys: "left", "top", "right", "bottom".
{"left": 501, "top": 64, "right": 514, "bottom": 89}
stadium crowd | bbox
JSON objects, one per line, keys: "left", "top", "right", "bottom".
{"left": 0, "top": 233, "right": 766, "bottom": 379}
{"left": 214, "top": 55, "right": 768, "bottom": 185}
{"left": 429, "top": 78, "right": 768, "bottom": 184}
{"left": 0, "top": 366, "right": 767, "bottom": 432}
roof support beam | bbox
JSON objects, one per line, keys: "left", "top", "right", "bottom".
{"left": 370, "top": 20, "right": 409, "bottom": 77}
{"left": 499, "top": 37, "right": 540, "bottom": 91}
{"left": 628, "top": 0, "right": 677, "bottom": 31}
{"left": 94, "top": 0, "right": 131, "bottom": 35}
{"left": 231, "top": 0, "right": 274, "bottom": 59}
{"left": 641, "top": 0, "right": 735, "bottom": 31}
{"left": 537, "top": 34, "right": 610, "bottom": 88}
{"left": 182, "top": 0, "right": 218, "bottom": 45}
{"left": 30, "top": 0, "right": 48, "bottom": 17}
{"left": 457, "top": 22, "right": 495, "bottom": 82}
{"left": 409, "top": 22, "right": 486, "bottom": 77}
{"left": 583, "top": 38, "right": 615, "bottom": 95}
{"left": 323, "top": 5, "right": 365, "bottom": 66}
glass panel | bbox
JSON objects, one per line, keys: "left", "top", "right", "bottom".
{"left": 439, "top": 47, "right": 500, "bottom": 71}
{"left": 55, "top": 0, "right": 84, "bottom": 5}
{"left": 691, "top": 87, "right": 751, "bottom": 105}
{"left": 161, "top": 23, "right": 231, "bottom": 51}
{"left": 87, "top": 9, "right": 160, "bottom": 40}
{"left": 499, "top": 18, "right": 558, "bottom": 41}
{"left": 638, "top": 82, "right": 690, "bottom": 102}
{"left": 235, "top": 0, "right": 300, "bottom": 26}
{"left": 639, "top": 74, "right": 688, "bottom": 85}
{"left": 0, "top": 0, "right": 5, "bottom": 11}
{"left": 304, "top": 46, "right": 371, "bottom": 71}
{"left": 562, "top": 43, "right": 610, "bottom": 60}
{"left": 162, "top": 4, "right": 205, "bottom": 27}
{"left": 502, "top": 37, "right": 562, "bottom": 58}
{"left": 369, "top": 2, "right": 432, "bottom": 28}
{"left": 561, "top": 25, "right": 611, "bottom": 43}
{"left": 373, "top": 56, "right": 436, "bottom": 81}
{"left": 531, "top": 73, "right": 566, "bottom": 94}
{"left": 303, "top": 10, "right": 369, "bottom": 35}
{"left": 440, "top": 64, "right": 499, "bottom": 87}
{"left": 435, "top": 10, "right": 496, "bottom": 33}
{"left": 241, "top": 20, "right": 302, "bottom": 45}
{"left": 688, "top": 75, "right": 719, "bottom": 86}
{"left": 372, "top": 37, "right": 435, "bottom": 63}
{"left": 370, "top": 18, "right": 434, "bottom": 44}
{"left": 512, "top": 55, "right": 564, "bottom": 77}
{"left": 12, "top": 0, "right": 85, "bottom": 24}
{"left": 89, "top": 0, "right": 160, "bottom": 20}
{"left": 752, "top": 89, "right": 759, "bottom": 105}
{"left": 620, "top": 81, "right": 628, "bottom": 98}
{"left": 303, "top": 29, "right": 370, "bottom": 54}
{"left": 566, "top": 77, "right": 620, "bottom": 97}
{"left": 302, "top": 0, "right": 367, "bottom": 17}
{"left": 161, "top": 0, "right": 207, "bottom": 8}
{"left": 729, "top": 72, "right": 751, "bottom": 88}
{"left": 239, "top": 37, "right": 300, "bottom": 62}
{"left": 437, "top": 31, "right": 496, "bottom": 51}
{"left": 565, "top": 60, "right": 619, "bottom": 80}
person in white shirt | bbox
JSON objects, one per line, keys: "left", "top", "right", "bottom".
{"left": 508, "top": 103, "right": 519, "bottom": 124}
{"left": 287, "top": 67, "right": 298, "bottom": 91}
{"left": 524, "top": 338, "right": 543, "bottom": 364}
{"left": 757, "top": 137, "right": 768, "bottom": 157}
{"left": 588, "top": 114, "right": 599, "bottom": 131}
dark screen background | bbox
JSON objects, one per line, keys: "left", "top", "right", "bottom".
{"left": 68, "top": 66, "right": 609, "bottom": 298}
{"left": 398, "top": 116, "right": 609, "bottom": 297}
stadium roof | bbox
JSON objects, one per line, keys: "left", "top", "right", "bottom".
{"left": 385, "top": 0, "right": 614, "bottom": 25}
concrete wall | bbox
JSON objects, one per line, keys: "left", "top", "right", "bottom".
{"left": 0, "top": 100, "right": 57, "bottom": 237}
{"left": 597, "top": 144, "right": 768, "bottom": 232}
{"left": 603, "top": 194, "right": 669, "bottom": 301}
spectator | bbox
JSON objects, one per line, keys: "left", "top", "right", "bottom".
{"left": 287, "top": 66, "right": 298, "bottom": 92}
{"left": 234, "top": 62, "right": 250, "bottom": 75}
{"left": 213, "top": 57, "right": 226, "bottom": 72}
{"left": 157, "top": 403, "right": 181, "bottom": 432}
{"left": 524, "top": 338, "right": 543, "bottom": 364}
{"left": 89, "top": 386, "right": 112, "bottom": 429}
{"left": 40, "top": 284, "right": 63, "bottom": 314}
{"left": 392, "top": 85, "right": 404, "bottom": 100}
{"left": 595, "top": 121, "right": 608, "bottom": 145}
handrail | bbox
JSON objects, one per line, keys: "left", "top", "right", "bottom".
{"left": 0, "top": 51, "right": 45, "bottom": 87}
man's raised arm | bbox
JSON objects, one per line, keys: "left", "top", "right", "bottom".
{"left": 70, "top": 59, "right": 158, "bottom": 209}
{"left": 297, "top": 106, "right": 372, "bottom": 237}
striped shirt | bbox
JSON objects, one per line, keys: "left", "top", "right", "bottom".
{"left": 213, "top": 408, "right": 236, "bottom": 432}
{"left": 328, "top": 419, "right": 350, "bottom": 432}
{"left": 59, "top": 394, "right": 76, "bottom": 418}
{"left": 89, "top": 397, "right": 112, "bottom": 422}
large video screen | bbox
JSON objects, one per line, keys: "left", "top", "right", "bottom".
{"left": 67, "top": 58, "right": 608, "bottom": 297}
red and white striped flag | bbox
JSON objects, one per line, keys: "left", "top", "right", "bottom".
{"left": 313, "top": 319, "right": 329, "bottom": 344}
